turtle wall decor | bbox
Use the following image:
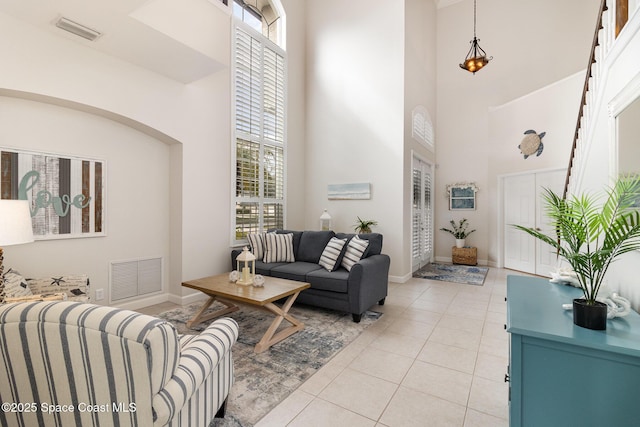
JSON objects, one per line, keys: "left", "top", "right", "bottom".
{"left": 518, "top": 129, "right": 545, "bottom": 159}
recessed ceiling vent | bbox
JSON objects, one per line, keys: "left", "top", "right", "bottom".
{"left": 54, "top": 17, "right": 102, "bottom": 41}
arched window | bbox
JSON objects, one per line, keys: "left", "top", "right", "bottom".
{"left": 412, "top": 106, "right": 434, "bottom": 150}
{"left": 232, "top": 0, "right": 284, "bottom": 48}
{"left": 232, "top": 0, "right": 287, "bottom": 244}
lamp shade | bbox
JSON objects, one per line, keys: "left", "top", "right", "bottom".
{"left": 0, "top": 200, "right": 34, "bottom": 246}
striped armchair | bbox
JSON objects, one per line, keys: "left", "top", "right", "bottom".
{"left": 0, "top": 301, "right": 238, "bottom": 427}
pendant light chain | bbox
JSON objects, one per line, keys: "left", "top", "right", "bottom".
{"left": 473, "top": 0, "right": 477, "bottom": 39}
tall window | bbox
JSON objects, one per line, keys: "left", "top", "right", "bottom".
{"left": 233, "top": 1, "right": 286, "bottom": 243}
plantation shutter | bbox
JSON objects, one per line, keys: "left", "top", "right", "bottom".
{"left": 412, "top": 168, "right": 422, "bottom": 260}
{"left": 234, "top": 25, "right": 286, "bottom": 242}
{"left": 235, "top": 28, "right": 262, "bottom": 137}
{"left": 263, "top": 47, "right": 285, "bottom": 143}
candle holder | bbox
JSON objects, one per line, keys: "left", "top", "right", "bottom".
{"left": 235, "top": 246, "right": 256, "bottom": 285}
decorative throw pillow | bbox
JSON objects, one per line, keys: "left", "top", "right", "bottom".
{"left": 25, "top": 275, "right": 89, "bottom": 302}
{"left": 319, "top": 237, "right": 348, "bottom": 271}
{"left": 263, "top": 232, "right": 295, "bottom": 263}
{"left": 341, "top": 235, "right": 370, "bottom": 271}
{"left": 3, "top": 269, "right": 32, "bottom": 298}
{"left": 247, "top": 232, "right": 266, "bottom": 260}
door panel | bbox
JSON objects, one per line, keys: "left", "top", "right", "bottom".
{"left": 534, "top": 170, "right": 565, "bottom": 275}
{"left": 503, "top": 170, "right": 565, "bottom": 276}
{"left": 504, "top": 174, "right": 536, "bottom": 274}
{"left": 412, "top": 158, "right": 433, "bottom": 271}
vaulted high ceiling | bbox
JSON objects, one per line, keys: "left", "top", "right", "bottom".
{"left": 0, "top": 0, "right": 229, "bottom": 83}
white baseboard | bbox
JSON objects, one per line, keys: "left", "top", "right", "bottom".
{"left": 110, "top": 290, "right": 208, "bottom": 311}
{"left": 111, "top": 293, "right": 169, "bottom": 311}
{"left": 389, "top": 273, "right": 412, "bottom": 283}
{"left": 171, "top": 290, "right": 209, "bottom": 306}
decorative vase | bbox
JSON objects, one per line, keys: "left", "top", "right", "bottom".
{"left": 455, "top": 239, "right": 465, "bottom": 248}
{"left": 573, "top": 298, "right": 608, "bottom": 330}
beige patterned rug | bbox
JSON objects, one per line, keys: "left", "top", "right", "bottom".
{"left": 157, "top": 302, "right": 382, "bottom": 427}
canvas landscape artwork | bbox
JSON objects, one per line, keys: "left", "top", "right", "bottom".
{"left": 327, "top": 183, "right": 371, "bottom": 200}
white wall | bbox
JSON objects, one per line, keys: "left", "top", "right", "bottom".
{"left": 281, "top": 0, "right": 307, "bottom": 230}
{"left": 304, "top": 0, "right": 406, "bottom": 277}
{"left": 403, "top": 0, "right": 438, "bottom": 279}
{"left": 570, "top": 9, "right": 640, "bottom": 310}
{"left": 435, "top": 0, "right": 600, "bottom": 265}
{"left": 0, "top": 97, "right": 171, "bottom": 304}
{"left": 0, "top": 7, "right": 233, "bottom": 307}
{"left": 487, "top": 72, "right": 584, "bottom": 267}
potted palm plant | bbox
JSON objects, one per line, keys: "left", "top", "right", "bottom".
{"left": 440, "top": 218, "right": 476, "bottom": 248}
{"left": 354, "top": 217, "right": 377, "bottom": 234}
{"left": 513, "top": 177, "right": 640, "bottom": 330}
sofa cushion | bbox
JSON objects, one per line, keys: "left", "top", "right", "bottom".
{"left": 3, "top": 269, "right": 32, "bottom": 298}
{"left": 336, "top": 232, "right": 383, "bottom": 257}
{"left": 270, "top": 262, "right": 323, "bottom": 282}
{"left": 319, "top": 237, "right": 348, "bottom": 271}
{"left": 341, "top": 235, "right": 370, "bottom": 271}
{"left": 247, "top": 232, "right": 266, "bottom": 260}
{"left": 306, "top": 268, "right": 349, "bottom": 293}
{"left": 264, "top": 232, "right": 295, "bottom": 263}
{"left": 297, "top": 230, "right": 336, "bottom": 263}
{"left": 254, "top": 261, "right": 288, "bottom": 276}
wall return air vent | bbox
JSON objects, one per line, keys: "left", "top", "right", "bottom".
{"left": 54, "top": 17, "right": 102, "bottom": 41}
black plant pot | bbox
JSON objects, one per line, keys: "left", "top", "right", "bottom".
{"left": 573, "top": 299, "right": 608, "bottom": 330}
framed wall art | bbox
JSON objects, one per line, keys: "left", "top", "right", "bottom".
{"left": 1, "top": 147, "right": 106, "bottom": 240}
{"left": 328, "top": 183, "right": 371, "bottom": 200}
{"left": 447, "top": 182, "right": 478, "bottom": 210}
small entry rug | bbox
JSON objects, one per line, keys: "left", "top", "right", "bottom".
{"left": 413, "top": 263, "right": 489, "bottom": 286}
{"left": 157, "top": 302, "right": 381, "bottom": 427}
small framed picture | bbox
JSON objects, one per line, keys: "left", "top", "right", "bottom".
{"left": 447, "top": 183, "right": 478, "bottom": 210}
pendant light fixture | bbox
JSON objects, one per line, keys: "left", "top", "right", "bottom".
{"left": 459, "top": 0, "right": 492, "bottom": 74}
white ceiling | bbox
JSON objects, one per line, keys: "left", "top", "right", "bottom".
{"left": 0, "top": 0, "right": 228, "bottom": 83}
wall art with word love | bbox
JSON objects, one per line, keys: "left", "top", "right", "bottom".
{"left": 1, "top": 148, "right": 105, "bottom": 240}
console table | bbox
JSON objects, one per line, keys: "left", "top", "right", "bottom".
{"left": 506, "top": 275, "right": 640, "bottom": 427}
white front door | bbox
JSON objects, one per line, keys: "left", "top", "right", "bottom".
{"left": 504, "top": 169, "right": 565, "bottom": 276}
{"left": 412, "top": 157, "right": 433, "bottom": 271}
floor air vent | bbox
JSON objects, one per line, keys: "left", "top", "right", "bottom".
{"left": 110, "top": 257, "right": 162, "bottom": 302}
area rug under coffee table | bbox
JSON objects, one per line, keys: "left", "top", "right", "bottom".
{"left": 157, "top": 302, "right": 381, "bottom": 427}
{"left": 413, "top": 263, "right": 489, "bottom": 286}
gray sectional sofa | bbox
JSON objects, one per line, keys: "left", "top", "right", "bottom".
{"left": 231, "top": 230, "right": 390, "bottom": 322}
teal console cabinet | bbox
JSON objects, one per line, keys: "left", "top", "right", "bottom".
{"left": 506, "top": 275, "right": 640, "bottom": 427}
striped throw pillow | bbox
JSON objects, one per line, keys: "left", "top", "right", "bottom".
{"left": 264, "top": 232, "right": 295, "bottom": 263}
{"left": 341, "top": 235, "right": 370, "bottom": 271}
{"left": 247, "top": 232, "right": 266, "bottom": 260}
{"left": 319, "top": 237, "right": 348, "bottom": 271}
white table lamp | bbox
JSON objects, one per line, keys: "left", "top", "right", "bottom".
{"left": 0, "top": 200, "right": 34, "bottom": 303}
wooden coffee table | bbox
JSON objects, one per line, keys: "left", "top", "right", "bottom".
{"left": 182, "top": 273, "right": 310, "bottom": 353}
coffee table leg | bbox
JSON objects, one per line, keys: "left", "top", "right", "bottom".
{"left": 254, "top": 291, "right": 304, "bottom": 353}
{"left": 186, "top": 296, "right": 239, "bottom": 329}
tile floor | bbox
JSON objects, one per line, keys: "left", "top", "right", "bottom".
{"left": 140, "top": 267, "right": 512, "bottom": 427}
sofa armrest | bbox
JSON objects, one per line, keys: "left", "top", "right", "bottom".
{"left": 26, "top": 274, "right": 90, "bottom": 303}
{"left": 348, "top": 254, "right": 390, "bottom": 313}
{"left": 153, "top": 317, "right": 239, "bottom": 425}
